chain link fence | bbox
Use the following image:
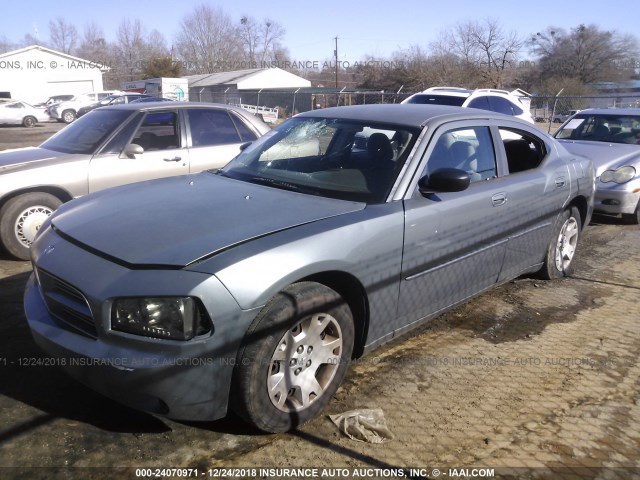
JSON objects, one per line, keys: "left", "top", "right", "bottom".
{"left": 189, "top": 89, "right": 413, "bottom": 120}
{"left": 190, "top": 89, "right": 640, "bottom": 129}
{"left": 530, "top": 94, "right": 640, "bottom": 132}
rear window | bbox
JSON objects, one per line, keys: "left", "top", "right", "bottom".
{"left": 405, "top": 94, "right": 466, "bottom": 106}
{"left": 187, "top": 109, "right": 243, "bottom": 146}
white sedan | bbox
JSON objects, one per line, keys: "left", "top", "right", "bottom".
{"left": 0, "top": 100, "right": 51, "bottom": 127}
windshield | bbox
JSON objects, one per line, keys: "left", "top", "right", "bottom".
{"left": 405, "top": 94, "right": 466, "bottom": 106}
{"left": 100, "top": 95, "right": 120, "bottom": 104}
{"left": 220, "top": 117, "right": 419, "bottom": 203}
{"left": 555, "top": 113, "right": 640, "bottom": 145}
{"left": 40, "top": 109, "right": 133, "bottom": 154}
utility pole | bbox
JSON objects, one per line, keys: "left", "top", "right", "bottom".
{"left": 334, "top": 36, "right": 338, "bottom": 89}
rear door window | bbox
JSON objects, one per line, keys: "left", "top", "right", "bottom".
{"left": 230, "top": 114, "right": 259, "bottom": 142}
{"left": 187, "top": 109, "right": 243, "bottom": 146}
{"left": 499, "top": 129, "right": 547, "bottom": 173}
{"left": 467, "top": 97, "right": 491, "bottom": 111}
{"left": 488, "top": 97, "right": 515, "bottom": 115}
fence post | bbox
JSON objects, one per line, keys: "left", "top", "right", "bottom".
{"left": 292, "top": 88, "right": 300, "bottom": 116}
{"left": 548, "top": 88, "right": 564, "bottom": 133}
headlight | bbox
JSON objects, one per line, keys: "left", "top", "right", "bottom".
{"left": 600, "top": 166, "right": 636, "bottom": 184}
{"left": 111, "top": 297, "right": 211, "bottom": 341}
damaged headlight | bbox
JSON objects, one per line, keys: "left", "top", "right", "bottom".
{"left": 111, "top": 297, "right": 211, "bottom": 341}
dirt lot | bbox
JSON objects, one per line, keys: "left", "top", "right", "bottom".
{"left": 0, "top": 123, "right": 638, "bottom": 480}
{"left": 0, "top": 122, "right": 66, "bottom": 150}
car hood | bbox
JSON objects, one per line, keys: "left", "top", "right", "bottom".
{"left": 557, "top": 140, "right": 640, "bottom": 175}
{"left": 0, "top": 147, "right": 72, "bottom": 173}
{"left": 50, "top": 173, "right": 366, "bottom": 267}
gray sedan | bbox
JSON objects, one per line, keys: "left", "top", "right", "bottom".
{"left": 0, "top": 102, "right": 270, "bottom": 259}
{"left": 554, "top": 108, "right": 640, "bottom": 224}
{"left": 25, "top": 104, "right": 594, "bottom": 432}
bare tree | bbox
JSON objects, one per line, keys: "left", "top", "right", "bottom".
{"left": 147, "top": 29, "right": 169, "bottom": 58}
{"left": 174, "top": 4, "right": 242, "bottom": 74}
{"left": 49, "top": 17, "right": 78, "bottom": 54}
{"left": 76, "top": 21, "right": 108, "bottom": 60}
{"left": 434, "top": 19, "right": 523, "bottom": 88}
{"left": 258, "top": 19, "right": 285, "bottom": 63}
{"left": 530, "top": 24, "right": 639, "bottom": 84}
{"left": 239, "top": 15, "right": 286, "bottom": 66}
{"left": 239, "top": 15, "right": 260, "bottom": 65}
{"left": 112, "top": 18, "right": 169, "bottom": 83}
{"left": 21, "top": 32, "right": 42, "bottom": 47}
{"left": 0, "top": 35, "right": 17, "bottom": 53}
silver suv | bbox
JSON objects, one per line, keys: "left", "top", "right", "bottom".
{"left": 402, "top": 87, "right": 534, "bottom": 123}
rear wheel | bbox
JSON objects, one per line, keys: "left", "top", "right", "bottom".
{"left": 22, "top": 116, "right": 37, "bottom": 128}
{"left": 538, "top": 206, "right": 581, "bottom": 279}
{"left": 233, "top": 282, "right": 354, "bottom": 432}
{"left": 0, "top": 193, "right": 62, "bottom": 260}
{"left": 62, "top": 109, "right": 76, "bottom": 123}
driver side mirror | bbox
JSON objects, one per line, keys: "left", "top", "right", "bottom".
{"left": 418, "top": 168, "right": 470, "bottom": 196}
{"left": 123, "top": 143, "right": 144, "bottom": 159}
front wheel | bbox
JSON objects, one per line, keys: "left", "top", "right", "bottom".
{"left": 233, "top": 282, "right": 354, "bottom": 432}
{"left": 538, "top": 206, "right": 581, "bottom": 279}
{"left": 0, "top": 193, "right": 62, "bottom": 260}
{"left": 621, "top": 201, "right": 640, "bottom": 225}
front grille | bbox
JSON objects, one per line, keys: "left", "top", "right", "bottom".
{"left": 37, "top": 268, "right": 97, "bottom": 339}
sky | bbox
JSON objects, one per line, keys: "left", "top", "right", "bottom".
{"left": 0, "top": 0, "right": 637, "bottom": 64}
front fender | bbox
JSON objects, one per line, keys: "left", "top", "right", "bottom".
{"left": 187, "top": 203, "right": 405, "bottom": 311}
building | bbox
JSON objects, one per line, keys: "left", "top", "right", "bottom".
{"left": 185, "top": 68, "right": 311, "bottom": 115}
{"left": 0, "top": 45, "right": 107, "bottom": 104}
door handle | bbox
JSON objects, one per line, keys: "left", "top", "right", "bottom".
{"left": 555, "top": 177, "right": 566, "bottom": 188}
{"left": 491, "top": 193, "right": 507, "bottom": 207}
{"left": 163, "top": 156, "right": 182, "bottom": 162}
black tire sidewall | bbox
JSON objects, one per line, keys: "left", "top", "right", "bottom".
{"left": 0, "top": 193, "right": 62, "bottom": 260}
{"left": 622, "top": 201, "right": 640, "bottom": 225}
{"left": 233, "top": 282, "right": 354, "bottom": 432}
{"left": 23, "top": 116, "right": 36, "bottom": 127}
{"left": 62, "top": 110, "right": 76, "bottom": 123}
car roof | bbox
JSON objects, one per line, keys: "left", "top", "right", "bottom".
{"left": 100, "top": 101, "right": 251, "bottom": 114}
{"left": 574, "top": 108, "right": 640, "bottom": 115}
{"left": 422, "top": 87, "right": 472, "bottom": 97}
{"left": 295, "top": 104, "right": 518, "bottom": 127}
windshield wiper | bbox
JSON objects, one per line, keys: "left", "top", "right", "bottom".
{"left": 249, "top": 176, "right": 303, "bottom": 193}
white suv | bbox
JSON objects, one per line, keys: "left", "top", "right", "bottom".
{"left": 48, "top": 90, "right": 124, "bottom": 123}
{"left": 402, "top": 87, "right": 534, "bottom": 123}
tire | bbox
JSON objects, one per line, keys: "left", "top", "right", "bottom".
{"left": 22, "top": 116, "right": 37, "bottom": 128}
{"left": 61, "top": 109, "right": 76, "bottom": 124}
{"left": 0, "top": 193, "right": 62, "bottom": 260}
{"left": 538, "top": 206, "right": 581, "bottom": 280}
{"left": 621, "top": 201, "right": 640, "bottom": 225}
{"left": 233, "top": 282, "right": 354, "bottom": 432}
